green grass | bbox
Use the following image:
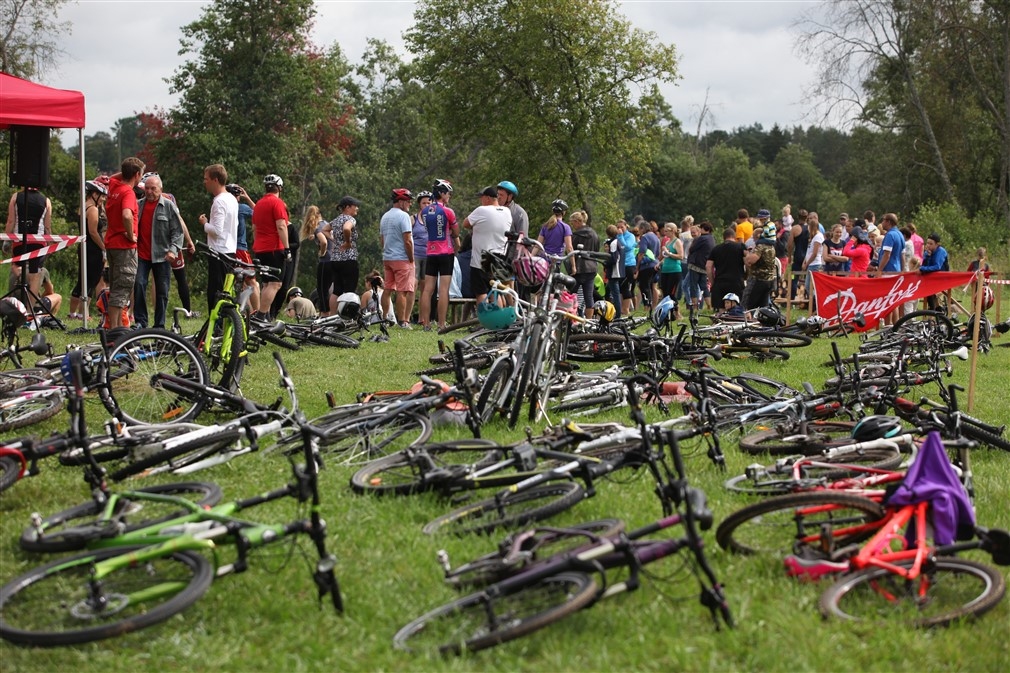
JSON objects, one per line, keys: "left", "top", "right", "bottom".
{"left": 1, "top": 313, "right": 1009, "bottom": 672}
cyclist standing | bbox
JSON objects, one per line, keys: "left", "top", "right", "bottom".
{"left": 380, "top": 188, "right": 416, "bottom": 328}
{"left": 496, "top": 180, "right": 528, "bottom": 237}
{"left": 419, "top": 179, "right": 459, "bottom": 330}
{"left": 199, "top": 164, "right": 238, "bottom": 315}
{"left": 251, "top": 174, "right": 290, "bottom": 319}
{"left": 463, "top": 186, "right": 512, "bottom": 305}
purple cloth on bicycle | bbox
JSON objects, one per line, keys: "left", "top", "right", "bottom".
{"left": 884, "top": 431, "right": 975, "bottom": 545}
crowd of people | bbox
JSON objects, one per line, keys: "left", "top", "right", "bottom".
{"left": 2, "top": 162, "right": 995, "bottom": 332}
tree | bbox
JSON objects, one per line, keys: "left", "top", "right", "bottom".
{"left": 701, "top": 145, "right": 778, "bottom": 225}
{"left": 154, "top": 0, "right": 356, "bottom": 230}
{"left": 771, "top": 144, "right": 847, "bottom": 217}
{"left": 0, "top": 0, "right": 70, "bottom": 79}
{"left": 403, "top": 0, "right": 679, "bottom": 224}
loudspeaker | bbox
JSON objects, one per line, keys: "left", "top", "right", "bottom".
{"left": 8, "top": 125, "right": 51, "bottom": 189}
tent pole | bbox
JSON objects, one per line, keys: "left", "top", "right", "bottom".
{"left": 78, "top": 129, "right": 88, "bottom": 326}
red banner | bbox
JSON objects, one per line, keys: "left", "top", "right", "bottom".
{"left": 811, "top": 271, "right": 976, "bottom": 331}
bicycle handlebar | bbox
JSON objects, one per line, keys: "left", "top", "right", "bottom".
{"left": 196, "top": 240, "right": 281, "bottom": 277}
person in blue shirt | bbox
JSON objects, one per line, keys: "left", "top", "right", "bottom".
{"left": 716, "top": 292, "right": 746, "bottom": 320}
{"left": 872, "top": 212, "right": 906, "bottom": 324}
{"left": 919, "top": 232, "right": 949, "bottom": 311}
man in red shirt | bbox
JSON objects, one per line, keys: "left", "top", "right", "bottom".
{"left": 103, "top": 157, "right": 145, "bottom": 328}
{"left": 251, "top": 173, "right": 290, "bottom": 319}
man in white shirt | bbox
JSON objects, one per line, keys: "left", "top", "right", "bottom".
{"left": 198, "top": 163, "right": 238, "bottom": 313}
{"left": 463, "top": 186, "right": 512, "bottom": 304}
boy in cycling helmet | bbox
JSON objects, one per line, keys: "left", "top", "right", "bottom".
{"left": 284, "top": 286, "right": 318, "bottom": 321}
{"left": 717, "top": 292, "right": 746, "bottom": 319}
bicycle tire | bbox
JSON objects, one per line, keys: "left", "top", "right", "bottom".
{"left": 349, "top": 441, "right": 503, "bottom": 496}
{"left": 475, "top": 357, "right": 514, "bottom": 424}
{"left": 737, "top": 421, "right": 858, "bottom": 455}
{"left": 437, "top": 318, "right": 481, "bottom": 335}
{"left": 319, "top": 411, "right": 433, "bottom": 466}
{"left": 0, "top": 368, "right": 50, "bottom": 394}
{"left": 819, "top": 557, "right": 1006, "bottom": 627}
{"left": 416, "top": 352, "right": 494, "bottom": 376}
{"left": 565, "top": 333, "right": 632, "bottom": 362}
{"left": 251, "top": 329, "right": 301, "bottom": 351}
{"left": 723, "top": 446, "right": 903, "bottom": 496}
{"left": 961, "top": 422, "right": 1010, "bottom": 453}
{"left": 445, "top": 519, "right": 626, "bottom": 590}
{"left": 550, "top": 390, "right": 624, "bottom": 414}
{"left": 422, "top": 481, "right": 586, "bottom": 537}
{"left": 0, "top": 455, "right": 21, "bottom": 493}
{"left": 529, "top": 331, "right": 560, "bottom": 423}
{"left": 735, "top": 330, "right": 813, "bottom": 349}
{"left": 0, "top": 394, "right": 63, "bottom": 433}
{"left": 19, "top": 482, "right": 225, "bottom": 554}
{"left": 304, "top": 330, "right": 360, "bottom": 349}
{"left": 0, "top": 545, "right": 213, "bottom": 646}
{"left": 216, "top": 306, "right": 247, "bottom": 391}
{"left": 393, "top": 571, "right": 598, "bottom": 654}
{"left": 892, "top": 310, "right": 955, "bottom": 341}
{"left": 103, "top": 328, "right": 209, "bottom": 426}
{"left": 715, "top": 491, "right": 886, "bottom": 556}
{"left": 508, "top": 323, "right": 542, "bottom": 428}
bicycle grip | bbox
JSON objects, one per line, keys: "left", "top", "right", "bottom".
{"left": 685, "top": 486, "right": 713, "bottom": 531}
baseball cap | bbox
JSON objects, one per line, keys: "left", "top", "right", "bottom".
{"left": 477, "top": 186, "right": 498, "bottom": 198}
{"left": 756, "top": 209, "right": 771, "bottom": 219}
{"left": 851, "top": 225, "right": 868, "bottom": 242}
{"left": 338, "top": 196, "right": 362, "bottom": 208}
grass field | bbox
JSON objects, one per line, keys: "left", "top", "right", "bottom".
{"left": 1, "top": 313, "right": 1008, "bottom": 672}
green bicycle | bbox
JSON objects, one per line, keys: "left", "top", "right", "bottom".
{"left": 0, "top": 351, "right": 343, "bottom": 646}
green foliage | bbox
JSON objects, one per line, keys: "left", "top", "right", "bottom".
{"left": 701, "top": 145, "right": 778, "bottom": 225}
{"left": 404, "top": 0, "right": 679, "bottom": 224}
{"left": 913, "top": 200, "right": 1005, "bottom": 251}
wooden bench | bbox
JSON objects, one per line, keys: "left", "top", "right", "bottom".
{"left": 448, "top": 297, "right": 476, "bottom": 324}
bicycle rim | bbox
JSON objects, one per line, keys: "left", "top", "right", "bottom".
{"left": 423, "top": 481, "right": 586, "bottom": 537}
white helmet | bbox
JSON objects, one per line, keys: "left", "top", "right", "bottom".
{"left": 264, "top": 174, "right": 284, "bottom": 189}
{"left": 336, "top": 292, "right": 360, "bottom": 319}
{"left": 723, "top": 293, "right": 740, "bottom": 303}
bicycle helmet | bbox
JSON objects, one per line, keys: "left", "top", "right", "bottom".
{"left": 723, "top": 293, "right": 740, "bottom": 304}
{"left": 478, "top": 250, "right": 511, "bottom": 283}
{"left": 980, "top": 285, "right": 994, "bottom": 312}
{"left": 416, "top": 190, "right": 433, "bottom": 202}
{"left": 287, "top": 286, "right": 304, "bottom": 300}
{"left": 0, "top": 297, "right": 30, "bottom": 324}
{"left": 757, "top": 306, "right": 785, "bottom": 327}
{"left": 651, "top": 296, "right": 676, "bottom": 329}
{"left": 432, "top": 179, "right": 453, "bottom": 196}
{"left": 497, "top": 181, "right": 518, "bottom": 197}
{"left": 141, "top": 171, "right": 159, "bottom": 185}
{"left": 551, "top": 199, "right": 568, "bottom": 213}
{"left": 391, "top": 188, "right": 413, "bottom": 202}
{"left": 513, "top": 253, "right": 550, "bottom": 287}
{"left": 594, "top": 300, "right": 616, "bottom": 324}
{"left": 85, "top": 180, "right": 107, "bottom": 196}
{"left": 93, "top": 175, "right": 111, "bottom": 188}
{"left": 476, "top": 291, "right": 518, "bottom": 330}
{"left": 225, "top": 183, "right": 243, "bottom": 198}
{"left": 264, "top": 174, "right": 284, "bottom": 189}
{"left": 851, "top": 415, "right": 904, "bottom": 442}
{"left": 336, "top": 292, "right": 361, "bottom": 319}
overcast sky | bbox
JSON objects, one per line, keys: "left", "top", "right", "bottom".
{"left": 46, "top": 0, "right": 825, "bottom": 145}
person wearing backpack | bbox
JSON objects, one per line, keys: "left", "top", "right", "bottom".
{"left": 919, "top": 232, "right": 949, "bottom": 311}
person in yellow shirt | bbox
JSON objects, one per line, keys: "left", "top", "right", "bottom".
{"left": 734, "top": 208, "right": 753, "bottom": 244}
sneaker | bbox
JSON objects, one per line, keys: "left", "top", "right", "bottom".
{"left": 399, "top": 321, "right": 413, "bottom": 330}
{"left": 187, "top": 310, "right": 201, "bottom": 319}
{"left": 422, "top": 323, "right": 434, "bottom": 332}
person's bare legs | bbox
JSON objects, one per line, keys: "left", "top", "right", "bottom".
{"left": 419, "top": 275, "right": 437, "bottom": 327}
{"left": 436, "top": 274, "right": 452, "bottom": 326}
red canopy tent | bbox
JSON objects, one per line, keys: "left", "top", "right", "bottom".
{"left": 1, "top": 72, "right": 89, "bottom": 322}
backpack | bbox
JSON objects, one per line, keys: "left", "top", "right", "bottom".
{"left": 941, "top": 254, "right": 950, "bottom": 272}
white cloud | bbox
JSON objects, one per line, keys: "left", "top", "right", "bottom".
{"left": 46, "top": 0, "right": 823, "bottom": 143}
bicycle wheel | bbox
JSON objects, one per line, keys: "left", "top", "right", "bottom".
{"left": 0, "top": 394, "right": 63, "bottom": 433}
{"left": 304, "top": 329, "right": 360, "bottom": 349}
{"left": 819, "top": 557, "right": 1006, "bottom": 627}
{"left": 423, "top": 481, "right": 586, "bottom": 537}
{"left": 961, "top": 423, "right": 1010, "bottom": 453}
{"left": 0, "top": 455, "right": 21, "bottom": 493}
{"left": 735, "top": 330, "right": 813, "bottom": 349}
{"left": 417, "top": 351, "right": 495, "bottom": 376}
{"left": 565, "top": 333, "right": 632, "bottom": 362}
{"left": 103, "top": 328, "right": 209, "bottom": 426}
{"left": 20, "top": 482, "right": 224, "bottom": 554}
{"left": 319, "top": 411, "right": 433, "bottom": 466}
{"left": 475, "top": 358, "right": 514, "bottom": 424}
{"left": 0, "top": 368, "right": 50, "bottom": 394}
{"left": 715, "top": 491, "right": 886, "bottom": 556}
{"left": 0, "top": 545, "right": 213, "bottom": 646}
{"left": 250, "top": 329, "right": 301, "bottom": 351}
{"left": 508, "top": 324, "right": 542, "bottom": 428}
{"left": 437, "top": 318, "right": 481, "bottom": 335}
{"left": 445, "top": 520, "right": 626, "bottom": 590}
{"left": 393, "top": 571, "right": 598, "bottom": 654}
{"left": 106, "top": 428, "right": 243, "bottom": 481}
{"left": 215, "top": 306, "right": 247, "bottom": 391}
{"left": 892, "top": 310, "right": 955, "bottom": 341}
{"left": 723, "top": 446, "right": 903, "bottom": 496}
{"left": 349, "top": 441, "right": 503, "bottom": 495}
{"left": 737, "top": 421, "right": 857, "bottom": 455}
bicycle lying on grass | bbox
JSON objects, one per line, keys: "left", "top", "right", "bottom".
{"left": 0, "top": 351, "right": 343, "bottom": 646}
{"left": 392, "top": 377, "right": 732, "bottom": 654}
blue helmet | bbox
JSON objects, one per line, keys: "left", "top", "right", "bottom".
{"left": 497, "top": 181, "right": 518, "bottom": 197}
{"left": 851, "top": 416, "right": 903, "bottom": 442}
{"left": 651, "top": 296, "right": 676, "bottom": 329}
